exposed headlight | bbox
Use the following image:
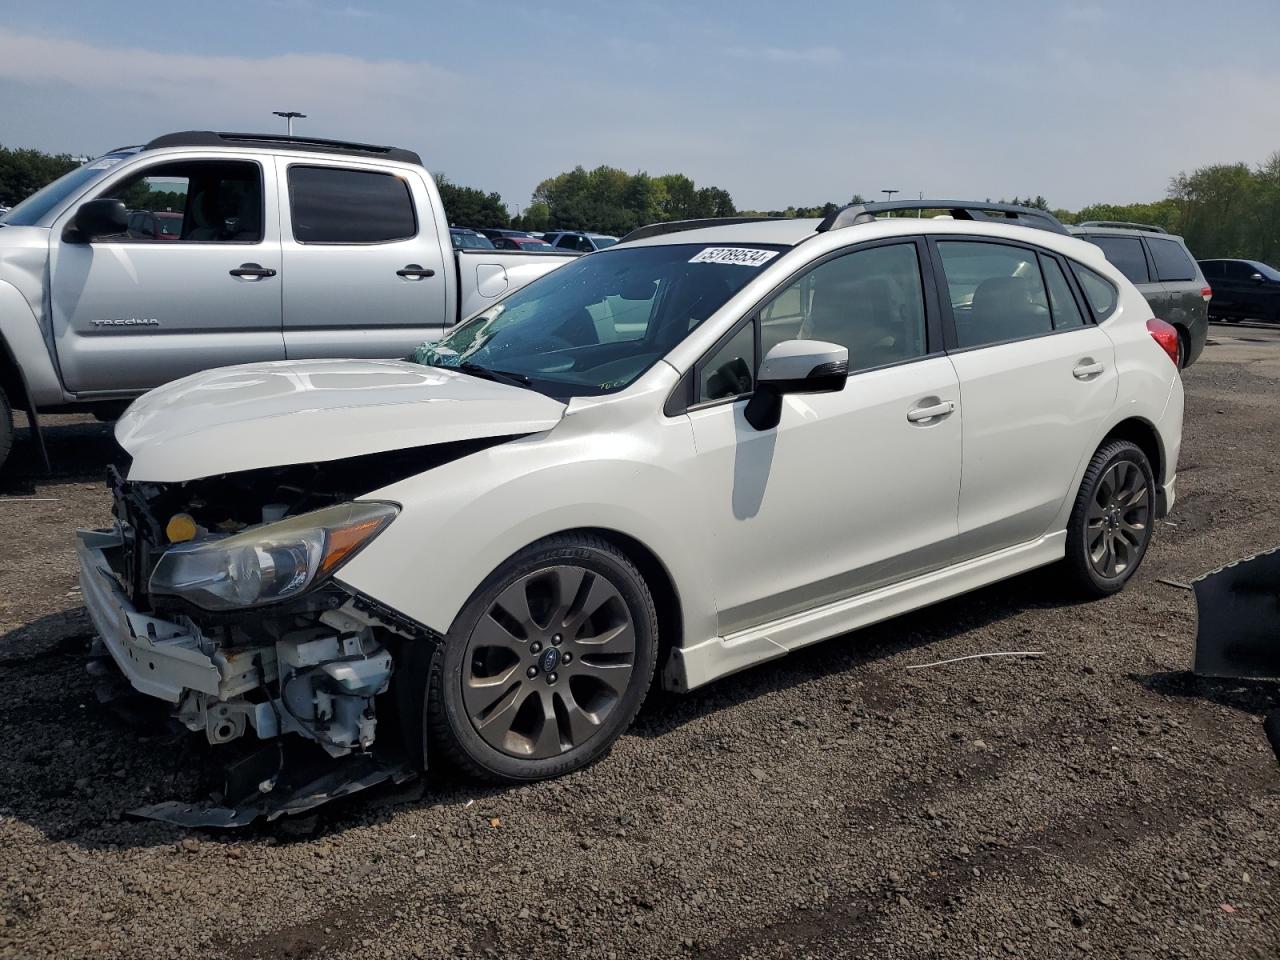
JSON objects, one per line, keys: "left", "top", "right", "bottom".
{"left": 149, "top": 501, "right": 398, "bottom": 611}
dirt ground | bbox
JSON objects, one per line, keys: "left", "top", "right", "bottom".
{"left": 2, "top": 324, "right": 1280, "bottom": 960}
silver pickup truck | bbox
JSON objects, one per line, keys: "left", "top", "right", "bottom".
{"left": 0, "top": 130, "right": 576, "bottom": 469}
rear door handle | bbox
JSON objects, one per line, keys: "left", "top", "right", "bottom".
{"left": 1073, "top": 359, "right": 1105, "bottom": 380}
{"left": 229, "top": 263, "right": 276, "bottom": 279}
{"left": 906, "top": 399, "right": 955, "bottom": 423}
{"left": 397, "top": 264, "right": 435, "bottom": 279}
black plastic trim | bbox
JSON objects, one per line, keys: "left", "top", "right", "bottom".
{"left": 145, "top": 131, "right": 422, "bottom": 165}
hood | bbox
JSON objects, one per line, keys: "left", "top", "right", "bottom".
{"left": 117, "top": 358, "right": 566, "bottom": 482}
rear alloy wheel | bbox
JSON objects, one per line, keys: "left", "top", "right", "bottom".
{"left": 425, "top": 534, "right": 658, "bottom": 782}
{"left": 1063, "top": 440, "right": 1156, "bottom": 597}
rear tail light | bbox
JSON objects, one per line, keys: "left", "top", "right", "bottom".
{"left": 1201, "top": 286, "right": 1213, "bottom": 302}
{"left": 1147, "top": 318, "right": 1180, "bottom": 367}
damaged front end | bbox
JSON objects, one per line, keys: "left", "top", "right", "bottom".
{"left": 76, "top": 457, "right": 443, "bottom": 825}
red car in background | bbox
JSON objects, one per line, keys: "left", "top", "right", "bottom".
{"left": 492, "top": 235, "right": 558, "bottom": 251}
{"left": 127, "top": 210, "right": 183, "bottom": 240}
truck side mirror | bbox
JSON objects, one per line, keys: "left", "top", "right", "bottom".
{"left": 744, "top": 339, "right": 848, "bottom": 431}
{"left": 64, "top": 198, "right": 129, "bottom": 242}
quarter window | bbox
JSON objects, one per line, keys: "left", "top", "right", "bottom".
{"left": 1147, "top": 237, "right": 1195, "bottom": 281}
{"left": 698, "top": 322, "right": 756, "bottom": 402}
{"left": 1086, "top": 236, "right": 1150, "bottom": 284}
{"left": 1070, "top": 263, "right": 1119, "bottom": 321}
{"left": 936, "top": 241, "right": 1052, "bottom": 348}
{"left": 758, "top": 242, "right": 928, "bottom": 372}
{"left": 1039, "top": 255, "right": 1086, "bottom": 329}
{"left": 96, "top": 160, "right": 262, "bottom": 243}
{"left": 1199, "top": 260, "right": 1224, "bottom": 279}
{"left": 288, "top": 166, "right": 416, "bottom": 243}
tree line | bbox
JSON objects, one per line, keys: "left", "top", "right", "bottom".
{"left": 3, "top": 143, "right": 1278, "bottom": 261}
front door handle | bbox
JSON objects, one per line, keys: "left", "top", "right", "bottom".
{"left": 397, "top": 264, "right": 436, "bottom": 279}
{"left": 1073, "top": 359, "right": 1105, "bottom": 380}
{"left": 906, "top": 399, "right": 955, "bottom": 423}
{"left": 229, "top": 263, "right": 276, "bottom": 279}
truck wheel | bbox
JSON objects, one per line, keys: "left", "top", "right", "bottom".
{"left": 420, "top": 534, "right": 659, "bottom": 783}
{"left": 1063, "top": 440, "right": 1156, "bottom": 598}
{"left": 0, "top": 386, "right": 12, "bottom": 472}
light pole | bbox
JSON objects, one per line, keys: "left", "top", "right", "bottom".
{"left": 881, "top": 189, "right": 899, "bottom": 203}
{"left": 273, "top": 111, "right": 306, "bottom": 136}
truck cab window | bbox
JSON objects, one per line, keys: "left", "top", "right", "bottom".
{"left": 98, "top": 160, "right": 262, "bottom": 243}
{"left": 288, "top": 166, "right": 416, "bottom": 244}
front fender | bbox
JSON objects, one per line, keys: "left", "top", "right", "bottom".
{"left": 337, "top": 400, "right": 718, "bottom": 654}
{"left": 0, "top": 280, "right": 65, "bottom": 407}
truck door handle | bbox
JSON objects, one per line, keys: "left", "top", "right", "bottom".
{"left": 397, "top": 264, "right": 435, "bottom": 279}
{"left": 1073, "top": 359, "right": 1105, "bottom": 380}
{"left": 906, "top": 399, "right": 955, "bottom": 423}
{"left": 229, "top": 263, "right": 276, "bottom": 279}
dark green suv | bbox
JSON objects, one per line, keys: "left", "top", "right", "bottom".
{"left": 1067, "top": 222, "right": 1210, "bottom": 367}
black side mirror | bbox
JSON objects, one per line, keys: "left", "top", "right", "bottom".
{"left": 64, "top": 198, "right": 129, "bottom": 242}
{"left": 744, "top": 340, "right": 849, "bottom": 431}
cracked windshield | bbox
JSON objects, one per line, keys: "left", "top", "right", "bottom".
{"left": 415, "top": 243, "right": 785, "bottom": 398}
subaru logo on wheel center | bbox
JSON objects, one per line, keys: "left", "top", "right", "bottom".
{"left": 540, "top": 647, "right": 560, "bottom": 674}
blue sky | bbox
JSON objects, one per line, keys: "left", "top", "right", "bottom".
{"left": 2, "top": 0, "right": 1277, "bottom": 212}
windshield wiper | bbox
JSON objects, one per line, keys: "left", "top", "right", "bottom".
{"left": 456, "top": 362, "right": 532, "bottom": 389}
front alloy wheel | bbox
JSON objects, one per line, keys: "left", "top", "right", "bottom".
{"left": 424, "top": 534, "right": 658, "bottom": 782}
{"left": 464, "top": 566, "right": 637, "bottom": 759}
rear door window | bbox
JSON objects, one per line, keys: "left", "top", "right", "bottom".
{"left": 288, "top": 166, "right": 416, "bottom": 244}
{"left": 1147, "top": 237, "right": 1196, "bottom": 281}
{"left": 1199, "top": 260, "right": 1224, "bottom": 279}
{"left": 1039, "top": 255, "right": 1086, "bottom": 329}
{"left": 1086, "top": 236, "right": 1150, "bottom": 284}
{"left": 936, "top": 241, "right": 1052, "bottom": 348}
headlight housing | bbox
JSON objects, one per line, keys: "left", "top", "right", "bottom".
{"left": 148, "top": 501, "right": 398, "bottom": 611}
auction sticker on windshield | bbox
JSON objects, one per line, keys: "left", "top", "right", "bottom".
{"left": 689, "top": 247, "right": 779, "bottom": 267}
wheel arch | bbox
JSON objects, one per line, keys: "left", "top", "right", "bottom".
{"left": 0, "top": 332, "right": 30, "bottom": 414}
{"left": 1100, "top": 416, "right": 1164, "bottom": 485}
{"left": 576, "top": 526, "right": 684, "bottom": 677}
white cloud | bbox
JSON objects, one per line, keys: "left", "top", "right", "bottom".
{"left": 723, "top": 45, "right": 843, "bottom": 65}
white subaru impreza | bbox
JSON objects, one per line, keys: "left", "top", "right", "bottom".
{"left": 78, "top": 202, "right": 1183, "bottom": 793}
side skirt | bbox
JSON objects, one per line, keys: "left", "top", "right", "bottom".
{"left": 665, "top": 531, "right": 1067, "bottom": 692}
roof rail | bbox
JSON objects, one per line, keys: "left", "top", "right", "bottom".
{"left": 620, "top": 216, "right": 788, "bottom": 244}
{"left": 1075, "top": 220, "right": 1168, "bottom": 234}
{"left": 143, "top": 131, "right": 422, "bottom": 165}
{"left": 816, "top": 200, "right": 1068, "bottom": 236}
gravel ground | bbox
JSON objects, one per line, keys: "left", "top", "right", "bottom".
{"left": 2, "top": 324, "right": 1280, "bottom": 960}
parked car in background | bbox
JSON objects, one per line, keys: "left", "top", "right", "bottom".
{"left": 545, "top": 231, "right": 620, "bottom": 253}
{"left": 1066, "top": 222, "right": 1209, "bottom": 368}
{"left": 492, "top": 236, "right": 558, "bottom": 251}
{"left": 127, "top": 209, "right": 183, "bottom": 240}
{"left": 476, "top": 228, "right": 533, "bottom": 243}
{"left": 80, "top": 200, "right": 1182, "bottom": 789}
{"left": 449, "top": 227, "right": 495, "bottom": 250}
{"left": 1197, "top": 259, "right": 1280, "bottom": 324}
{"left": 0, "top": 130, "right": 577, "bottom": 471}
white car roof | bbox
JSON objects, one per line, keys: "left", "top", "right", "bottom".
{"left": 617, "top": 215, "right": 1114, "bottom": 273}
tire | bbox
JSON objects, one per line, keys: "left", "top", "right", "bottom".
{"left": 418, "top": 533, "right": 659, "bottom": 783}
{"left": 1063, "top": 440, "right": 1156, "bottom": 598}
{"left": 0, "top": 386, "right": 12, "bottom": 474}
{"left": 1176, "top": 327, "right": 1189, "bottom": 369}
